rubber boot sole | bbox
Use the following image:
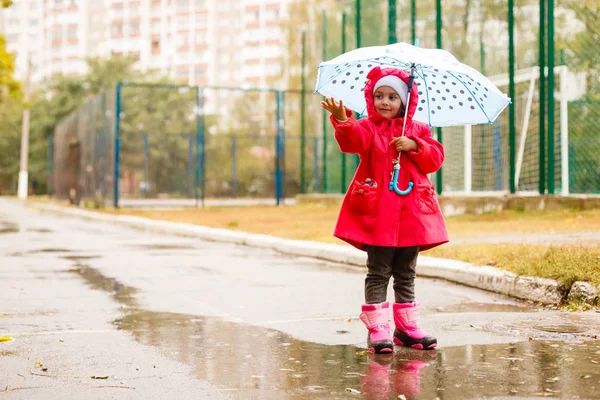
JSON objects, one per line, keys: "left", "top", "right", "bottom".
{"left": 367, "top": 337, "right": 394, "bottom": 354}
{"left": 393, "top": 329, "right": 437, "bottom": 350}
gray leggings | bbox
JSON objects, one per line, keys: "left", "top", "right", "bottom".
{"left": 364, "top": 245, "right": 419, "bottom": 304}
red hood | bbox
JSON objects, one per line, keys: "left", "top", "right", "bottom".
{"left": 364, "top": 66, "right": 419, "bottom": 124}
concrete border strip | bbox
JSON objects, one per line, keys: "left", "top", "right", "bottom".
{"left": 29, "top": 202, "right": 567, "bottom": 304}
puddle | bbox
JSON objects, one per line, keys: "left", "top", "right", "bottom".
{"left": 71, "top": 264, "right": 600, "bottom": 399}
{"left": 59, "top": 255, "right": 103, "bottom": 261}
{"left": 132, "top": 244, "right": 199, "bottom": 251}
{"left": 435, "top": 302, "right": 533, "bottom": 313}
{"left": 26, "top": 228, "right": 53, "bottom": 233}
{"left": 69, "top": 264, "right": 138, "bottom": 308}
{"left": 10, "top": 248, "right": 73, "bottom": 257}
{"left": 534, "top": 324, "right": 588, "bottom": 334}
{"left": 0, "top": 222, "right": 19, "bottom": 234}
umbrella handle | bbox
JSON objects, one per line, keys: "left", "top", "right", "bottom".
{"left": 388, "top": 164, "right": 414, "bottom": 196}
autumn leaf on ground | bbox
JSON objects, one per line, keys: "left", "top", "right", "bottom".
{"left": 0, "top": 336, "right": 13, "bottom": 342}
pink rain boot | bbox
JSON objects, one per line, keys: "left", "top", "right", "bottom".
{"left": 359, "top": 302, "right": 394, "bottom": 354}
{"left": 392, "top": 301, "right": 437, "bottom": 350}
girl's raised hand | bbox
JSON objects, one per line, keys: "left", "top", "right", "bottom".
{"left": 320, "top": 97, "right": 348, "bottom": 122}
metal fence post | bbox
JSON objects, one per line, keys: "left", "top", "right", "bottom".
{"left": 187, "top": 134, "right": 193, "bottom": 198}
{"left": 411, "top": 0, "right": 416, "bottom": 44}
{"left": 275, "top": 91, "right": 286, "bottom": 205}
{"left": 341, "top": 11, "right": 347, "bottom": 194}
{"left": 300, "top": 31, "right": 307, "bottom": 194}
{"left": 143, "top": 133, "right": 149, "bottom": 192}
{"left": 195, "top": 87, "right": 205, "bottom": 208}
{"left": 539, "top": 0, "right": 546, "bottom": 195}
{"left": 508, "top": 0, "right": 516, "bottom": 194}
{"left": 435, "top": 0, "right": 443, "bottom": 195}
{"left": 388, "top": 0, "right": 396, "bottom": 44}
{"left": 321, "top": 9, "right": 328, "bottom": 193}
{"left": 547, "top": 0, "right": 555, "bottom": 194}
{"left": 113, "top": 82, "right": 122, "bottom": 208}
{"left": 231, "top": 135, "right": 237, "bottom": 198}
{"left": 47, "top": 130, "right": 54, "bottom": 196}
{"left": 313, "top": 137, "right": 319, "bottom": 192}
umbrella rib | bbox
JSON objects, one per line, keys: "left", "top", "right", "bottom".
{"left": 447, "top": 71, "right": 492, "bottom": 124}
{"left": 417, "top": 65, "right": 433, "bottom": 127}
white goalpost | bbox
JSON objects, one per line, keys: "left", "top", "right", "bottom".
{"left": 458, "top": 65, "right": 570, "bottom": 195}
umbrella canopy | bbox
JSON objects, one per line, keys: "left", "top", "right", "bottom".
{"left": 314, "top": 42, "right": 510, "bottom": 127}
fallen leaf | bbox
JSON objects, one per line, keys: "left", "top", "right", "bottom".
{"left": 469, "top": 324, "right": 475, "bottom": 328}
{"left": 528, "top": 337, "right": 533, "bottom": 341}
{"left": 355, "top": 350, "right": 368, "bottom": 356}
{"left": 546, "top": 377, "right": 559, "bottom": 383}
{"left": 0, "top": 336, "right": 13, "bottom": 342}
{"left": 345, "top": 388, "right": 360, "bottom": 394}
{"left": 91, "top": 376, "right": 109, "bottom": 379}
{"left": 34, "top": 361, "right": 43, "bottom": 368}
{"left": 581, "top": 375, "right": 591, "bottom": 379}
{"left": 347, "top": 318, "right": 353, "bottom": 322}
{"left": 41, "top": 367, "right": 48, "bottom": 372}
{"left": 153, "top": 364, "right": 156, "bottom": 368}
{"left": 59, "top": 339, "right": 64, "bottom": 343}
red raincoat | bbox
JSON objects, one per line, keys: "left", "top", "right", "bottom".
{"left": 331, "top": 67, "right": 448, "bottom": 252}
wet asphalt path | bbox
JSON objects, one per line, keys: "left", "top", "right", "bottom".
{"left": 1, "top": 198, "right": 599, "bottom": 399}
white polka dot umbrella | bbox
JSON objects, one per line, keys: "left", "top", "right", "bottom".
{"left": 314, "top": 42, "right": 510, "bottom": 127}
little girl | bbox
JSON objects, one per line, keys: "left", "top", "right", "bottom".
{"left": 321, "top": 66, "right": 448, "bottom": 353}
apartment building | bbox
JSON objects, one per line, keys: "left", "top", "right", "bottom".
{"left": 1, "top": 0, "right": 294, "bottom": 88}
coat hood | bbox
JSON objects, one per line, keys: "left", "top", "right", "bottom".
{"left": 364, "top": 66, "right": 419, "bottom": 124}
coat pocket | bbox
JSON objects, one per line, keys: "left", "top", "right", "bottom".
{"left": 348, "top": 178, "right": 379, "bottom": 215}
{"left": 415, "top": 184, "right": 439, "bottom": 215}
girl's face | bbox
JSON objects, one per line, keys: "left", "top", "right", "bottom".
{"left": 374, "top": 86, "right": 404, "bottom": 119}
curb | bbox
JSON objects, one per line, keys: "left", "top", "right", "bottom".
{"left": 30, "top": 202, "right": 574, "bottom": 305}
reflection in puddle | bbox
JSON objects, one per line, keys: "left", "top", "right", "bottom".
{"left": 0, "top": 222, "right": 19, "bottom": 234}
{"left": 60, "top": 255, "right": 103, "bottom": 261}
{"left": 533, "top": 324, "right": 588, "bottom": 334}
{"left": 72, "top": 265, "right": 600, "bottom": 399}
{"left": 435, "top": 302, "right": 532, "bottom": 313}
{"left": 26, "top": 228, "right": 53, "bottom": 233}
{"left": 131, "top": 244, "right": 199, "bottom": 251}
{"left": 69, "top": 264, "right": 138, "bottom": 308}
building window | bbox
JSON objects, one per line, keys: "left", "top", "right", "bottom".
{"left": 130, "top": 23, "right": 140, "bottom": 35}
{"left": 67, "top": 24, "right": 77, "bottom": 40}
{"left": 195, "top": 14, "right": 207, "bottom": 28}
{"left": 52, "top": 28, "right": 62, "bottom": 41}
{"left": 176, "top": 67, "right": 188, "bottom": 79}
{"left": 151, "top": 38, "right": 160, "bottom": 53}
{"left": 112, "top": 23, "right": 123, "bottom": 35}
{"left": 194, "top": 67, "right": 206, "bottom": 79}
{"left": 151, "top": 19, "right": 161, "bottom": 33}
{"left": 176, "top": 0, "right": 188, "bottom": 11}
{"left": 176, "top": 15, "right": 189, "bottom": 30}
{"left": 129, "top": 4, "right": 139, "bottom": 16}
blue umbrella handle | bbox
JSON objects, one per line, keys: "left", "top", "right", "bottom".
{"left": 388, "top": 165, "right": 414, "bottom": 196}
